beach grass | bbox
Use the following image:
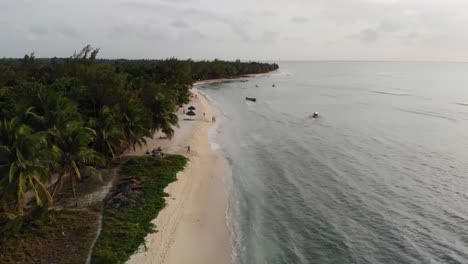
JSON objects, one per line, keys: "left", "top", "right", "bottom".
{"left": 91, "top": 155, "right": 188, "bottom": 264}
{"left": 0, "top": 207, "right": 100, "bottom": 264}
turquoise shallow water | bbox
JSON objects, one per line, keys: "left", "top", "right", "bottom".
{"left": 201, "top": 62, "right": 468, "bottom": 264}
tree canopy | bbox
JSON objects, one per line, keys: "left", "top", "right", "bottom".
{"left": 0, "top": 45, "right": 279, "bottom": 217}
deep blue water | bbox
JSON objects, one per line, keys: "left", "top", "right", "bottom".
{"left": 201, "top": 62, "right": 468, "bottom": 264}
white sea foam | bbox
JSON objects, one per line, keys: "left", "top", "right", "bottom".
{"left": 200, "top": 89, "right": 224, "bottom": 152}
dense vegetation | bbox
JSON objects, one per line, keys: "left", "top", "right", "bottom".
{"left": 0, "top": 208, "right": 100, "bottom": 264}
{"left": 0, "top": 45, "right": 279, "bottom": 221}
{"left": 92, "top": 155, "right": 187, "bottom": 263}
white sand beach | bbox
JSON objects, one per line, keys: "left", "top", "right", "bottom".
{"left": 126, "top": 86, "right": 232, "bottom": 264}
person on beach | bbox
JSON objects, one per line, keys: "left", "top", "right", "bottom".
{"left": 187, "top": 145, "right": 191, "bottom": 153}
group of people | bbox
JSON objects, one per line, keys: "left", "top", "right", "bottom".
{"left": 146, "top": 145, "right": 192, "bottom": 156}
{"left": 149, "top": 102, "right": 216, "bottom": 156}
{"left": 146, "top": 146, "right": 165, "bottom": 157}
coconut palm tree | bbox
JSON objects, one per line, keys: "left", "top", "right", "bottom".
{"left": 88, "top": 106, "right": 126, "bottom": 159}
{"left": 0, "top": 118, "right": 51, "bottom": 216}
{"left": 49, "top": 124, "right": 104, "bottom": 206}
{"left": 149, "top": 94, "right": 178, "bottom": 139}
{"left": 30, "top": 87, "right": 80, "bottom": 131}
{"left": 121, "top": 99, "right": 152, "bottom": 151}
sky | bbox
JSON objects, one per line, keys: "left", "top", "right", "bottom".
{"left": 2, "top": 0, "right": 468, "bottom": 61}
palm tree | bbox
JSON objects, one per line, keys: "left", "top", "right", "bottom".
{"left": 149, "top": 94, "right": 179, "bottom": 139}
{"left": 88, "top": 106, "right": 126, "bottom": 159}
{"left": 49, "top": 124, "right": 104, "bottom": 206}
{"left": 139, "top": 83, "right": 179, "bottom": 139}
{"left": 30, "top": 87, "right": 80, "bottom": 130}
{"left": 0, "top": 118, "right": 51, "bottom": 216}
{"left": 121, "top": 99, "right": 152, "bottom": 151}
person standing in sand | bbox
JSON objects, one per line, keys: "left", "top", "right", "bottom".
{"left": 187, "top": 145, "right": 191, "bottom": 153}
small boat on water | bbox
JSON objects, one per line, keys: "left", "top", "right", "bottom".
{"left": 313, "top": 112, "right": 319, "bottom": 118}
{"left": 245, "top": 97, "right": 257, "bottom": 102}
{"left": 272, "top": 84, "right": 276, "bottom": 87}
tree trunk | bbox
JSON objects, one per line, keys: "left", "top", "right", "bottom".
{"left": 71, "top": 176, "right": 78, "bottom": 207}
{"left": 51, "top": 173, "right": 65, "bottom": 198}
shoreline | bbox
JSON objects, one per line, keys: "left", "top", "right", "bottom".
{"left": 126, "top": 71, "right": 274, "bottom": 264}
{"left": 127, "top": 85, "right": 232, "bottom": 264}
{"left": 194, "top": 71, "right": 276, "bottom": 86}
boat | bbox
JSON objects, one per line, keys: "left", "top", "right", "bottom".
{"left": 313, "top": 112, "right": 319, "bottom": 118}
{"left": 245, "top": 97, "right": 257, "bottom": 102}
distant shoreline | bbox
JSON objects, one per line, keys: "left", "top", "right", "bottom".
{"left": 193, "top": 71, "right": 277, "bottom": 86}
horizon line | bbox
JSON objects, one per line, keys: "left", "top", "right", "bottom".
{"left": 2, "top": 55, "right": 468, "bottom": 64}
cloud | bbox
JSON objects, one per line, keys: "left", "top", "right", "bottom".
{"left": 56, "top": 25, "right": 79, "bottom": 37}
{"left": 29, "top": 25, "right": 50, "bottom": 35}
{"left": 108, "top": 23, "right": 165, "bottom": 41}
{"left": 359, "top": 28, "right": 379, "bottom": 43}
{"left": 378, "top": 20, "right": 400, "bottom": 32}
{"left": 399, "top": 31, "right": 419, "bottom": 44}
{"left": 291, "top": 16, "right": 308, "bottom": 23}
{"left": 229, "top": 22, "right": 251, "bottom": 41}
{"left": 28, "top": 24, "right": 79, "bottom": 39}
{"left": 186, "top": 29, "right": 206, "bottom": 40}
{"left": 348, "top": 28, "right": 379, "bottom": 43}
{"left": 261, "top": 31, "right": 278, "bottom": 43}
{"left": 172, "top": 19, "right": 189, "bottom": 28}
{"left": 119, "top": 1, "right": 155, "bottom": 10}
{"left": 159, "top": 0, "right": 192, "bottom": 3}
{"left": 3, "top": 0, "right": 468, "bottom": 60}
{"left": 119, "top": 1, "right": 253, "bottom": 42}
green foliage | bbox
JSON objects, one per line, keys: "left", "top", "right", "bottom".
{"left": 91, "top": 155, "right": 188, "bottom": 264}
{"left": 191, "top": 59, "right": 279, "bottom": 80}
{"left": 0, "top": 44, "right": 277, "bottom": 216}
{"left": 0, "top": 208, "right": 99, "bottom": 264}
{"left": 48, "top": 124, "right": 105, "bottom": 205}
{"left": 0, "top": 117, "right": 51, "bottom": 215}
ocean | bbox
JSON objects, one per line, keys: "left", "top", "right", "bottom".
{"left": 200, "top": 62, "right": 468, "bottom": 264}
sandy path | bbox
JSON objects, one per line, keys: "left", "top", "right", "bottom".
{"left": 126, "top": 87, "right": 232, "bottom": 264}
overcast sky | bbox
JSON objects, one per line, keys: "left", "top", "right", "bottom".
{"left": 2, "top": 0, "right": 468, "bottom": 61}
